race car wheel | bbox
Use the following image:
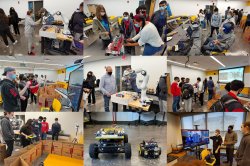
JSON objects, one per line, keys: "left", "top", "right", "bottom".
{"left": 124, "top": 134, "right": 128, "bottom": 143}
{"left": 125, "top": 143, "right": 132, "bottom": 159}
{"left": 89, "top": 143, "right": 98, "bottom": 159}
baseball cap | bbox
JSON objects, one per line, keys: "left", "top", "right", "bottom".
{"left": 2, "top": 67, "right": 15, "bottom": 76}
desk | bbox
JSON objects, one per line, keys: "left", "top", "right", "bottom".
{"left": 44, "top": 154, "right": 83, "bottom": 166}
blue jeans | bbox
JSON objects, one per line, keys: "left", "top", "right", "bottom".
{"left": 41, "top": 133, "right": 47, "bottom": 140}
{"left": 143, "top": 43, "right": 163, "bottom": 55}
{"left": 208, "top": 89, "right": 214, "bottom": 100}
{"left": 172, "top": 96, "right": 181, "bottom": 112}
{"left": 103, "top": 95, "right": 111, "bottom": 112}
{"left": 201, "top": 20, "right": 206, "bottom": 29}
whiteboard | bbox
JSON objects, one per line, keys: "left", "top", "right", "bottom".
{"left": 244, "top": 73, "right": 250, "bottom": 87}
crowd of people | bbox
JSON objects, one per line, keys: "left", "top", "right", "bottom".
{"left": 91, "top": 1, "right": 168, "bottom": 55}
{"left": 0, "top": 112, "right": 61, "bottom": 157}
{"left": 0, "top": 67, "right": 47, "bottom": 112}
{"left": 171, "top": 76, "right": 250, "bottom": 112}
{"left": 0, "top": 2, "right": 83, "bottom": 55}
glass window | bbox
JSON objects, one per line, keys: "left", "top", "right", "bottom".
{"left": 207, "top": 112, "right": 223, "bottom": 132}
{"left": 193, "top": 114, "right": 206, "bottom": 129}
{"left": 224, "top": 113, "right": 244, "bottom": 131}
{"left": 181, "top": 116, "right": 193, "bottom": 129}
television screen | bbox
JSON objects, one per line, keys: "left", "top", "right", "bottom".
{"left": 181, "top": 129, "right": 209, "bottom": 148}
{"left": 219, "top": 67, "right": 244, "bottom": 83}
{"left": 65, "top": 65, "right": 81, "bottom": 81}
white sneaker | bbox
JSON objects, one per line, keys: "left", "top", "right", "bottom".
{"left": 13, "top": 40, "right": 18, "bottom": 45}
{"left": 6, "top": 45, "right": 9, "bottom": 48}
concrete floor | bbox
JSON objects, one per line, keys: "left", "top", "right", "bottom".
{"left": 0, "top": 25, "right": 82, "bottom": 56}
{"left": 84, "top": 124, "right": 167, "bottom": 166}
{"left": 167, "top": 93, "right": 209, "bottom": 112}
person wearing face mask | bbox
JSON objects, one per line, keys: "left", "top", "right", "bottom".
{"left": 210, "top": 8, "right": 222, "bottom": 37}
{"left": 0, "top": 67, "right": 30, "bottom": 112}
{"left": 124, "top": 14, "right": 164, "bottom": 55}
{"left": 120, "top": 12, "right": 136, "bottom": 55}
{"left": 210, "top": 129, "right": 223, "bottom": 166}
{"left": 86, "top": 71, "right": 96, "bottom": 105}
{"left": 18, "top": 74, "right": 29, "bottom": 112}
{"left": 32, "top": 116, "right": 43, "bottom": 141}
{"left": 29, "top": 75, "right": 39, "bottom": 104}
{"left": 201, "top": 22, "right": 235, "bottom": 55}
{"left": 151, "top": 1, "right": 168, "bottom": 36}
{"left": 221, "top": 80, "right": 248, "bottom": 112}
{"left": 235, "top": 122, "right": 250, "bottom": 166}
{"left": 0, "top": 112, "right": 15, "bottom": 157}
{"left": 99, "top": 66, "right": 116, "bottom": 112}
{"left": 220, "top": 11, "right": 236, "bottom": 31}
{"left": 171, "top": 77, "right": 181, "bottom": 112}
{"left": 93, "top": 5, "right": 112, "bottom": 50}
{"left": 224, "top": 125, "right": 238, "bottom": 166}
{"left": 41, "top": 117, "right": 49, "bottom": 140}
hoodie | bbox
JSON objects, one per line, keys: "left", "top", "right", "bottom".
{"left": 0, "top": 117, "right": 14, "bottom": 141}
{"left": 211, "top": 12, "right": 222, "bottom": 28}
{"left": 0, "top": 79, "right": 21, "bottom": 112}
{"left": 235, "top": 133, "right": 250, "bottom": 166}
{"left": 72, "top": 9, "right": 84, "bottom": 33}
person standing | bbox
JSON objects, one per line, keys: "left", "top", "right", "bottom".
{"left": 9, "top": 7, "right": 20, "bottom": 35}
{"left": 86, "top": 71, "right": 96, "bottom": 105}
{"left": 210, "top": 129, "right": 223, "bottom": 166}
{"left": 157, "top": 74, "right": 167, "bottom": 112}
{"left": 52, "top": 118, "right": 61, "bottom": 141}
{"left": 151, "top": 1, "right": 168, "bottom": 36}
{"left": 171, "top": 77, "right": 181, "bottom": 112}
{"left": 235, "top": 122, "right": 250, "bottom": 166}
{"left": 207, "top": 77, "right": 215, "bottom": 101}
{"left": 18, "top": 74, "right": 29, "bottom": 112}
{"left": 92, "top": 5, "right": 112, "bottom": 50}
{"left": 41, "top": 117, "right": 49, "bottom": 140}
{"left": 100, "top": 66, "right": 116, "bottom": 112}
{"left": 197, "top": 77, "right": 204, "bottom": 106}
{"left": 0, "top": 112, "right": 15, "bottom": 157}
{"left": 198, "top": 9, "right": 206, "bottom": 30}
{"left": 20, "top": 119, "right": 34, "bottom": 147}
{"left": 237, "top": 9, "right": 243, "bottom": 26}
{"left": 29, "top": 75, "right": 39, "bottom": 104}
{"left": 24, "top": 10, "right": 40, "bottom": 55}
{"left": 71, "top": 2, "right": 84, "bottom": 41}
{"left": 0, "top": 8, "right": 17, "bottom": 48}
{"left": 224, "top": 125, "right": 238, "bottom": 166}
{"left": 182, "top": 78, "right": 194, "bottom": 112}
{"left": 32, "top": 116, "right": 43, "bottom": 141}
{"left": 225, "top": 7, "right": 231, "bottom": 19}
{"left": 1, "top": 67, "right": 30, "bottom": 112}
{"left": 210, "top": 8, "right": 222, "bottom": 37}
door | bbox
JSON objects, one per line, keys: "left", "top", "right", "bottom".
{"left": 167, "top": 73, "right": 171, "bottom": 95}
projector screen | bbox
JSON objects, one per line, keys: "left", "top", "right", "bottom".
{"left": 65, "top": 65, "right": 80, "bottom": 81}
{"left": 219, "top": 67, "right": 244, "bottom": 83}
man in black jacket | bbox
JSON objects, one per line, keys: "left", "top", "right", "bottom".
{"left": 0, "top": 67, "right": 30, "bottom": 112}
{"left": 52, "top": 118, "right": 61, "bottom": 141}
{"left": 0, "top": 112, "right": 15, "bottom": 157}
{"left": 70, "top": 2, "right": 84, "bottom": 41}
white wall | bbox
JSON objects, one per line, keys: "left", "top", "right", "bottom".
{"left": 131, "top": 56, "right": 167, "bottom": 89}
{"left": 84, "top": 57, "right": 131, "bottom": 81}
{"left": 24, "top": 112, "right": 83, "bottom": 140}
{"left": 0, "top": 0, "right": 29, "bottom": 18}
{"left": 169, "top": 65, "right": 206, "bottom": 84}
{"left": 43, "top": 0, "right": 82, "bottom": 20}
{"left": 168, "top": 0, "right": 246, "bottom": 16}
{"left": 0, "top": 68, "right": 58, "bottom": 82}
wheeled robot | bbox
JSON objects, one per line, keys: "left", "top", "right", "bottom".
{"left": 138, "top": 138, "right": 161, "bottom": 158}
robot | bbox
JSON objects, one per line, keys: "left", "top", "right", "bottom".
{"left": 105, "top": 34, "right": 125, "bottom": 56}
{"left": 123, "top": 68, "right": 150, "bottom": 105}
{"left": 138, "top": 138, "right": 161, "bottom": 158}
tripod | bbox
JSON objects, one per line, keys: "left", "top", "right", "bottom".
{"left": 72, "top": 125, "right": 79, "bottom": 144}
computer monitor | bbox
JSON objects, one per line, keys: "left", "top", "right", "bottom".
{"left": 67, "top": 64, "right": 84, "bottom": 112}
{"left": 181, "top": 129, "right": 209, "bottom": 148}
{"left": 186, "top": 26, "right": 193, "bottom": 38}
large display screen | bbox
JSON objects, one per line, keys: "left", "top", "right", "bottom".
{"left": 65, "top": 65, "right": 81, "bottom": 81}
{"left": 219, "top": 67, "right": 244, "bottom": 83}
{"left": 181, "top": 129, "right": 209, "bottom": 148}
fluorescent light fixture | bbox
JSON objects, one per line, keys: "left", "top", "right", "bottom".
{"left": 83, "top": 56, "right": 91, "bottom": 59}
{"left": 210, "top": 56, "right": 226, "bottom": 67}
{"left": 0, "top": 60, "right": 64, "bottom": 67}
{"left": 167, "top": 60, "right": 206, "bottom": 71}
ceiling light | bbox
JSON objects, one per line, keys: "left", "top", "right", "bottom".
{"left": 83, "top": 56, "right": 91, "bottom": 59}
{"left": 0, "top": 60, "right": 64, "bottom": 67}
{"left": 210, "top": 56, "right": 226, "bottom": 67}
{"left": 167, "top": 60, "right": 206, "bottom": 71}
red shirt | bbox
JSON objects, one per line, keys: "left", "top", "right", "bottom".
{"left": 30, "top": 80, "right": 39, "bottom": 94}
{"left": 41, "top": 122, "right": 49, "bottom": 133}
{"left": 225, "top": 92, "right": 244, "bottom": 112}
{"left": 171, "top": 82, "right": 181, "bottom": 97}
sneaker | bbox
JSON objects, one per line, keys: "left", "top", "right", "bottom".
{"left": 28, "top": 52, "right": 36, "bottom": 56}
{"left": 13, "top": 40, "right": 18, "bottom": 45}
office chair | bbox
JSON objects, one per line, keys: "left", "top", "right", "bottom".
{"left": 200, "top": 148, "right": 216, "bottom": 166}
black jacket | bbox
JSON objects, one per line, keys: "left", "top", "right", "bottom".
{"left": 72, "top": 11, "right": 84, "bottom": 33}
{"left": 235, "top": 133, "right": 250, "bottom": 166}
{"left": 0, "top": 79, "right": 21, "bottom": 112}
{"left": 0, "top": 117, "right": 14, "bottom": 141}
{"left": 86, "top": 76, "right": 96, "bottom": 89}
{"left": 52, "top": 122, "right": 61, "bottom": 134}
{"left": 9, "top": 11, "right": 19, "bottom": 25}
{"left": 156, "top": 76, "right": 167, "bottom": 101}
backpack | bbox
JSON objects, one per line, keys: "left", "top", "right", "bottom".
{"left": 182, "top": 84, "right": 192, "bottom": 100}
{"left": 210, "top": 98, "right": 238, "bottom": 112}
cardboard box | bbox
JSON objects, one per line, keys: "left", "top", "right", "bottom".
{"left": 20, "top": 151, "right": 32, "bottom": 166}
{"left": 52, "top": 148, "right": 62, "bottom": 156}
{"left": 53, "top": 141, "right": 63, "bottom": 149}
{"left": 38, "top": 95, "right": 46, "bottom": 107}
{"left": 0, "top": 144, "right": 7, "bottom": 162}
{"left": 62, "top": 147, "right": 72, "bottom": 158}
{"left": 4, "top": 157, "right": 19, "bottom": 166}
{"left": 72, "top": 149, "right": 83, "bottom": 160}
{"left": 9, "top": 157, "right": 29, "bottom": 166}
{"left": 72, "top": 154, "right": 83, "bottom": 160}
{"left": 42, "top": 140, "right": 53, "bottom": 146}
{"left": 62, "top": 142, "right": 74, "bottom": 149}
{"left": 43, "top": 145, "right": 52, "bottom": 154}
{"left": 73, "top": 144, "right": 83, "bottom": 151}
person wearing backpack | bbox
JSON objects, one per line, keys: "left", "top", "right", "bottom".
{"left": 207, "top": 77, "right": 215, "bottom": 101}
{"left": 182, "top": 78, "right": 194, "bottom": 112}
{"left": 221, "top": 80, "right": 248, "bottom": 112}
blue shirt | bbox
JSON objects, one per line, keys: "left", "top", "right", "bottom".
{"left": 207, "top": 80, "right": 214, "bottom": 90}
{"left": 101, "top": 18, "right": 110, "bottom": 32}
{"left": 99, "top": 74, "right": 116, "bottom": 95}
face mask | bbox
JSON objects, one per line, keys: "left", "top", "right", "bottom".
{"left": 159, "top": 6, "right": 165, "bottom": 11}
{"left": 101, "top": 12, "right": 105, "bottom": 16}
{"left": 107, "top": 72, "right": 112, "bottom": 75}
{"left": 134, "top": 23, "right": 140, "bottom": 28}
{"left": 228, "top": 129, "right": 232, "bottom": 133}
{"left": 227, "top": 15, "right": 232, "bottom": 19}
{"left": 9, "top": 74, "right": 16, "bottom": 80}
{"left": 124, "top": 16, "right": 128, "bottom": 20}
